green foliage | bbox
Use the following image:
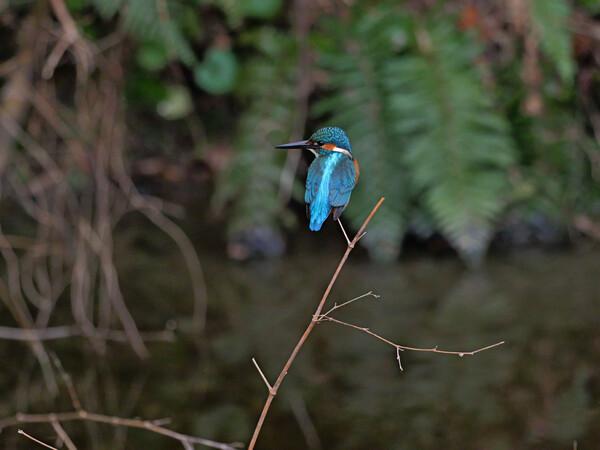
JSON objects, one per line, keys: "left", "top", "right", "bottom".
{"left": 87, "top": 0, "right": 123, "bottom": 19}
{"left": 61, "top": 0, "right": 599, "bottom": 262}
{"left": 393, "top": 23, "right": 516, "bottom": 264}
{"left": 514, "top": 106, "right": 600, "bottom": 220}
{"left": 136, "top": 42, "right": 169, "bottom": 72}
{"left": 315, "top": 10, "right": 412, "bottom": 261}
{"left": 156, "top": 84, "right": 193, "bottom": 120}
{"left": 528, "top": 0, "right": 574, "bottom": 82}
{"left": 242, "top": 0, "right": 283, "bottom": 20}
{"left": 194, "top": 49, "right": 239, "bottom": 94}
{"left": 549, "top": 368, "right": 591, "bottom": 441}
{"left": 578, "top": 0, "right": 600, "bottom": 13}
{"left": 317, "top": 9, "right": 515, "bottom": 264}
{"left": 88, "top": 0, "right": 197, "bottom": 66}
{"left": 213, "top": 35, "right": 298, "bottom": 235}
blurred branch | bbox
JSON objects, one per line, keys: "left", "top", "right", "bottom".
{"left": 5, "top": 411, "right": 242, "bottom": 450}
{"left": 50, "top": 419, "right": 76, "bottom": 450}
{"left": 2, "top": 355, "right": 242, "bottom": 450}
{"left": 0, "top": 325, "right": 176, "bottom": 342}
{"left": 248, "top": 197, "right": 385, "bottom": 450}
{"left": 288, "top": 391, "right": 321, "bottom": 450}
{"left": 0, "top": 15, "right": 35, "bottom": 175}
{"left": 45, "top": 0, "right": 94, "bottom": 81}
{"left": 0, "top": 1, "right": 207, "bottom": 367}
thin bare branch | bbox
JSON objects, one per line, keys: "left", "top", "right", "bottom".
{"left": 50, "top": 354, "right": 82, "bottom": 411}
{"left": 252, "top": 358, "right": 274, "bottom": 393}
{"left": 50, "top": 419, "right": 77, "bottom": 450}
{"left": 396, "top": 347, "right": 403, "bottom": 372}
{"left": 318, "top": 316, "right": 505, "bottom": 357}
{"left": 18, "top": 429, "right": 57, "bottom": 450}
{"left": 0, "top": 325, "right": 176, "bottom": 342}
{"left": 248, "top": 198, "right": 385, "bottom": 450}
{"left": 288, "top": 392, "right": 321, "bottom": 450}
{"left": 337, "top": 219, "right": 352, "bottom": 247}
{"left": 320, "top": 291, "right": 380, "bottom": 318}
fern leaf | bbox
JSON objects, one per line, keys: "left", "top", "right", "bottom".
{"left": 120, "top": 0, "right": 197, "bottom": 66}
{"left": 214, "top": 43, "right": 298, "bottom": 236}
{"left": 87, "top": 0, "right": 124, "bottom": 20}
{"left": 528, "top": 0, "right": 574, "bottom": 82}
{"left": 315, "top": 10, "right": 411, "bottom": 261}
{"left": 393, "top": 22, "right": 516, "bottom": 264}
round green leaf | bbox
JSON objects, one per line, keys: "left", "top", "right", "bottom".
{"left": 136, "top": 43, "right": 169, "bottom": 72}
{"left": 243, "top": 0, "right": 282, "bottom": 19}
{"left": 194, "top": 49, "right": 239, "bottom": 95}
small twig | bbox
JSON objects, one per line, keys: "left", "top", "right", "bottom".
{"left": 396, "top": 347, "right": 403, "bottom": 372}
{"left": 337, "top": 219, "right": 352, "bottom": 248}
{"left": 318, "top": 316, "right": 505, "bottom": 357}
{"left": 50, "top": 354, "right": 82, "bottom": 411}
{"left": 320, "top": 291, "right": 380, "bottom": 318}
{"left": 18, "top": 429, "right": 57, "bottom": 450}
{"left": 252, "top": 358, "right": 274, "bottom": 394}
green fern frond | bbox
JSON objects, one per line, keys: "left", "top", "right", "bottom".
{"left": 528, "top": 0, "right": 574, "bottom": 82}
{"left": 315, "top": 9, "right": 411, "bottom": 261}
{"left": 159, "top": 19, "right": 197, "bottom": 66}
{"left": 87, "top": 0, "right": 124, "bottom": 19}
{"left": 393, "top": 23, "right": 516, "bottom": 264}
{"left": 214, "top": 44, "right": 298, "bottom": 235}
{"left": 87, "top": 0, "right": 197, "bottom": 66}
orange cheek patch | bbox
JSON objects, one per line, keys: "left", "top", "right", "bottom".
{"left": 321, "top": 144, "right": 336, "bottom": 151}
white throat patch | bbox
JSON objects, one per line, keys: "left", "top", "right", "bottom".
{"left": 331, "top": 146, "right": 352, "bottom": 158}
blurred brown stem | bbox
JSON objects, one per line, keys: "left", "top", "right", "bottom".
{"left": 248, "top": 197, "right": 385, "bottom": 450}
{"left": 4, "top": 411, "right": 240, "bottom": 450}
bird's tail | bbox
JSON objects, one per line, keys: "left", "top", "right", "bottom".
{"left": 308, "top": 200, "right": 329, "bottom": 231}
{"left": 309, "top": 218, "right": 323, "bottom": 231}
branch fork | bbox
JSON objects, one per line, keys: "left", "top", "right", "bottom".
{"left": 248, "top": 196, "right": 505, "bottom": 448}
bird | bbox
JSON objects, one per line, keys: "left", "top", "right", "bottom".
{"left": 275, "top": 127, "right": 359, "bottom": 243}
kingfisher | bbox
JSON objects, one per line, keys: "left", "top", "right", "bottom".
{"left": 276, "top": 127, "right": 359, "bottom": 243}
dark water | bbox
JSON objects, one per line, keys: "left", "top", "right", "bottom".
{"left": 2, "top": 216, "right": 600, "bottom": 449}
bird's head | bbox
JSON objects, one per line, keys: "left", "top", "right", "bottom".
{"left": 275, "top": 127, "right": 353, "bottom": 159}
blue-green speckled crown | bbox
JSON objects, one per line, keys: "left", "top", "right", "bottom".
{"left": 310, "top": 127, "right": 352, "bottom": 154}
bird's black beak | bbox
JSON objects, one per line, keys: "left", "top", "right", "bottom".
{"left": 275, "top": 140, "right": 312, "bottom": 150}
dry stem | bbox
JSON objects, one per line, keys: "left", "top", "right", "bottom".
{"left": 247, "top": 197, "right": 385, "bottom": 449}
{"left": 316, "top": 294, "right": 505, "bottom": 365}
{"left": 318, "top": 316, "right": 504, "bottom": 366}
{"left": 5, "top": 411, "right": 241, "bottom": 450}
{"left": 18, "top": 429, "right": 57, "bottom": 449}
{"left": 3, "top": 351, "right": 238, "bottom": 450}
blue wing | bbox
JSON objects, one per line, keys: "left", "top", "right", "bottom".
{"left": 305, "top": 156, "right": 356, "bottom": 230}
{"left": 305, "top": 157, "right": 327, "bottom": 204}
{"left": 328, "top": 158, "right": 356, "bottom": 207}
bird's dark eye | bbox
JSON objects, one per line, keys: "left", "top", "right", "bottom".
{"left": 317, "top": 141, "right": 324, "bottom": 146}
